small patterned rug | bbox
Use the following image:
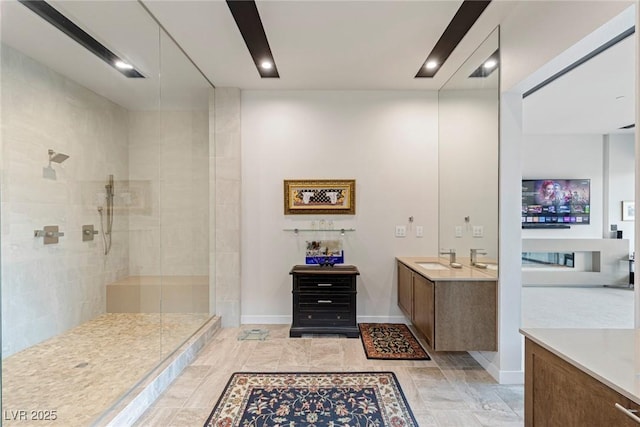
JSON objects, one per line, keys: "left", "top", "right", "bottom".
{"left": 203, "top": 372, "right": 418, "bottom": 427}
{"left": 359, "top": 323, "right": 431, "bottom": 360}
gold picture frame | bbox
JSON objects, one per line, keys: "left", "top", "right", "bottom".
{"left": 284, "top": 179, "right": 356, "bottom": 215}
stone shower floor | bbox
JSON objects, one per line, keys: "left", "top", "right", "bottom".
{"left": 2, "top": 312, "right": 211, "bottom": 427}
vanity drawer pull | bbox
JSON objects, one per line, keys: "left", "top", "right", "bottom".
{"left": 615, "top": 403, "right": 640, "bottom": 423}
{"left": 317, "top": 283, "right": 333, "bottom": 287}
{"left": 318, "top": 300, "right": 332, "bottom": 304}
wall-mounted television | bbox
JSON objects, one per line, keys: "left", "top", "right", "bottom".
{"left": 522, "top": 179, "right": 590, "bottom": 228}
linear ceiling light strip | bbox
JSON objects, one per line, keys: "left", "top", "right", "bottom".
{"left": 18, "top": 0, "right": 144, "bottom": 78}
{"left": 226, "top": 0, "right": 279, "bottom": 78}
{"left": 415, "top": 0, "right": 491, "bottom": 78}
{"left": 523, "top": 26, "right": 635, "bottom": 98}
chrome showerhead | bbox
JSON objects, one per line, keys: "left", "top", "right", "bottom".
{"left": 48, "top": 149, "right": 69, "bottom": 163}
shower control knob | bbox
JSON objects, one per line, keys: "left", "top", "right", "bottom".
{"left": 82, "top": 225, "right": 98, "bottom": 242}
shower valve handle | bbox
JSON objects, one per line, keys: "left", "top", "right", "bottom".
{"left": 34, "top": 226, "right": 64, "bottom": 245}
{"left": 34, "top": 230, "right": 64, "bottom": 238}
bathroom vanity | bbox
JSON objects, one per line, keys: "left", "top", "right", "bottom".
{"left": 289, "top": 265, "right": 359, "bottom": 338}
{"left": 396, "top": 257, "right": 497, "bottom": 351}
{"left": 521, "top": 328, "right": 640, "bottom": 426}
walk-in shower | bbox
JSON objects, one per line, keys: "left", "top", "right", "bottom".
{"left": 98, "top": 174, "right": 114, "bottom": 255}
{"left": 2, "top": 0, "right": 213, "bottom": 424}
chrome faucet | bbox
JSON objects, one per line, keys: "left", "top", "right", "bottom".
{"left": 470, "top": 248, "right": 488, "bottom": 266}
{"left": 439, "top": 248, "right": 456, "bottom": 264}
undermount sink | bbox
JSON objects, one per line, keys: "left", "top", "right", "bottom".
{"left": 416, "top": 262, "right": 449, "bottom": 270}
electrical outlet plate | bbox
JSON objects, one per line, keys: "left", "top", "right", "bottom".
{"left": 473, "top": 225, "right": 484, "bottom": 237}
{"left": 455, "top": 226, "right": 463, "bottom": 238}
{"left": 395, "top": 225, "right": 406, "bottom": 237}
{"left": 416, "top": 226, "right": 424, "bottom": 237}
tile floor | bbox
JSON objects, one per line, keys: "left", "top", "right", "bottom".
{"left": 135, "top": 286, "right": 636, "bottom": 426}
{"left": 521, "top": 285, "right": 634, "bottom": 328}
{"left": 134, "top": 324, "right": 524, "bottom": 427}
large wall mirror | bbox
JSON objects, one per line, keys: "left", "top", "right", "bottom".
{"left": 438, "top": 27, "right": 500, "bottom": 270}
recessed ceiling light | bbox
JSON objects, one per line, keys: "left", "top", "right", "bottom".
{"left": 227, "top": 0, "right": 279, "bottom": 78}
{"left": 18, "top": 0, "right": 144, "bottom": 78}
{"left": 115, "top": 60, "right": 134, "bottom": 70}
{"left": 469, "top": 49, "right": 499, "bottom": 78}
{"left": 425, "top": 61, "right": 439, "bottom": 70}
{"left": 415, "top": 0, "right": 491, "bottom": 78}
{"left": 483, "top": 59, "right": 497, "bottom": 69}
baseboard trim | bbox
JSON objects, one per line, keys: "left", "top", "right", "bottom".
{"left": 356, "top": 315, "right": 409, "bottom": 324}
{"left": 469, "top": 351, "right": 524, "bottom": 384}
{"left": 240, "top": 315, "right": 410, "bottom": 325}
{"left": 241, "top": 315, "right": 291, "bottom": 324}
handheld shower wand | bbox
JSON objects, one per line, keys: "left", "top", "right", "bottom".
{"left": 98, "top": 174, "right": 115, "bottom": 255}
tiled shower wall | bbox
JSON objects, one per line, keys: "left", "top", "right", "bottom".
{"left": 0, "top": 46, "right": 130, "bottom": 356}
{"left": 128, "top": 111, "right": 209, "bottom": 276}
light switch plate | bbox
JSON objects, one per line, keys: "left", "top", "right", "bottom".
{"left": 395, "top": 225, "right": 406, "bottom": 237}
{"left": 416, "top": 226, "right": 424, "bottom": 237}
{"left": 473, "top": 225, "right": 484, "bottom": 237}
{"left": 455, "top": 226, "right": 463, "bottom": 238}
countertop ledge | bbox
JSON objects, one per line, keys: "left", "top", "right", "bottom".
{"left": 521, "top": 328, "right": 640, "bottom": 405}
{"left": 396, "top": 256, "right": 497, "bottom": 281}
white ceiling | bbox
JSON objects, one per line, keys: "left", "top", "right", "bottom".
{"left": 0, "top": 0, "right": 636, "bottom": 135}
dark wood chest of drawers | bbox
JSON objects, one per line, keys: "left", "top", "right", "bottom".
{"left": 289, "top": 265, "right": 359, "bottom": 338}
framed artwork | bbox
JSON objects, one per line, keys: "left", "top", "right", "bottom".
{"left": 622, "top": 200, "right": 635, "bottom": 221}
{"left": 284, "top": 179, "right": 355, "bottom": 215}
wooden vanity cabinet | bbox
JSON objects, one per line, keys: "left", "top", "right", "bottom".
{"left": 525, "top": 338, "right": 640, "bottom": 426}
{"left": 412, "top": 273, "right": 435, "bottom": 347}
{"left": 397, "top": 262, "right": 414, "bottom": 319}
{"left": 397, "top": 260, "right": 497, "bottom": 351}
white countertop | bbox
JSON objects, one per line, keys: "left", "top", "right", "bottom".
{"left": 521, "top": 328, "right": 640, "bottom": 405}
{"left": 396, "top": 256, "right": 497, "bottom": 281}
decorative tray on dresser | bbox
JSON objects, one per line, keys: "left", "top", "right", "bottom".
{"left": 289, "top": 265, "right": 359, "bottom": 338}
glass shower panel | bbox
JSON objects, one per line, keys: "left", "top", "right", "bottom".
{"left": 157, "top": 28, "right": 212, "bottom": 355}
{"left": 0, "top": 1, "right": 165, "bottom": 424}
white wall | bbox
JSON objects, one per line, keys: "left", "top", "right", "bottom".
{"left": 607, "top": 133, "right": 635, "bottom": 252}
{"left": 522, "top": 134, "right": 604, "bottom": 238}
{"left": 240, "top": 91, "right": 438, "bottom": 323}
{"left": 1, "top": 46, "right": 130, "bottom": 356}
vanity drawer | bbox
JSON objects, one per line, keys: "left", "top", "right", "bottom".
{"left": 296, "top": 276, "right": 353, "bottom": 292}
{"left": 298, "top": 294, "right": 352, "bottom": 311}
{"left": 297, "top": 311, "right": 353, "bottom": 326}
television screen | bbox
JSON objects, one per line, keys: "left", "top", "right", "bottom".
{"left": 522, "top": 179, "right": 590, "bottom": 227}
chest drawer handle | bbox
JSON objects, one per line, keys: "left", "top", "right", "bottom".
{"left": 317, "top": 283, "right": 333, "bottom": 287}
{"left": 615, "top": 403, "right": 640, "bottom": 423}
{"left": 318, "top": 300, "right": 332, "bottom": 304}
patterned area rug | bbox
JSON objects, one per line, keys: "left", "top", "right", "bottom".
{"left": 359, "top": 323, "right": 431, "bottom": 360}
{"left": 203, "top": 372, "right": 418, "bottom": 427}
